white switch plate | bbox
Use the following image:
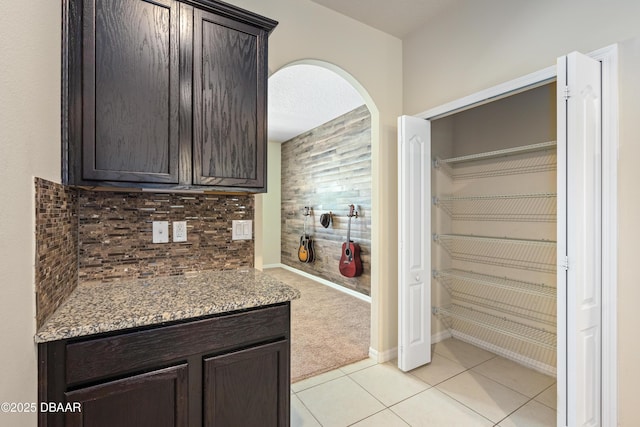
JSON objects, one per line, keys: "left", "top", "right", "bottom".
{"left": 173, "top": 221, "right": 187, "bottom": 242}
{"left": 152, "top": 221, "right": 169, "bottom": 243}
{"left": 232, "top": 220, "right": 252, "bottom": 240}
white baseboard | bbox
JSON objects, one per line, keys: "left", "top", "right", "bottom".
{"left": 369, "top": 346, "right": 397, "bottom": 363}
{"left": 371, "top": 331, "right": 450, "bottom": 365}
{"left": 264, "top": 263, "right": 371, "bottom": 303}
{"left": 261, "top": 263, "right": 282, "bottom": 270}
{"left": 431, "top": 329, "right": 452, "bottom": 344}
{"left": 450, "top": 330, "right": 556, "bottom": 377}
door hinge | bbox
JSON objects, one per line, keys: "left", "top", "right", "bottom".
{"left": 560, "top": 256, "right": 569, "bottom": 271}
{"left": 564, "top": 85, "right": 571, "bottom": 100}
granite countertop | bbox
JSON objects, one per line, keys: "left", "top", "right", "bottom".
{"left": 35, "top": 269, "right": 300, "bottom": 343}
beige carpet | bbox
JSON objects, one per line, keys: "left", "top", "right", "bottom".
{"left": 264, "top": 268, "right": 371, "bottom": 383}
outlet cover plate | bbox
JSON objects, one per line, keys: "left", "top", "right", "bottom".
{"left": 152, "top": 221, "right": 169, "bottom": 243}
{"left": 173, "top": 221, "right": 187, "bottom": 242}
{"left": 232, "top": 220, "right": 252, "bottom": 240}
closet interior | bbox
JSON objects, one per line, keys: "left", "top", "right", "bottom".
{"left": 431, "top": 82, "right": 558, "bottom": 376}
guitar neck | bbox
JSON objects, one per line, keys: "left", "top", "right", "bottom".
{"left": 345, "top": 204, "right": 354, "bottom": 244}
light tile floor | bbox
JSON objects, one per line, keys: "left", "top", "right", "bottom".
{"left": 291, "top": 338, "right": 556, "bottom": 426}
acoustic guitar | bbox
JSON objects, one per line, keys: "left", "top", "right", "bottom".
{"left": 298, "top": 207, "right": 314, "bottom": 263}
{"left": 298, "top": 234, "right": 315, "bottom": 263}
{"left": 339, "top": 204, "right": 363, "bottom": 277}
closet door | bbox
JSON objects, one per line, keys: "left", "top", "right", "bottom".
{"left": 397, "top": 115, "right": 431, "bottom": 372}
{"left": 557, "top": 51, "right": 602, "bottom": 427}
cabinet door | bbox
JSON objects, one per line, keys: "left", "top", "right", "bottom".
{"left": 65, "top": 364, "right": 188, "bottom": 427}
{"left": 192, "top": 9, "right": 267, "bottom": 190}
{"left": 81, "top": 0, "right": 180, "bottom": 183}
{"left": 203, "top": 340, "right": 289, "bottom": 427}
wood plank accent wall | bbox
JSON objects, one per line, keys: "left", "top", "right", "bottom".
{"left": 281, "top": 105, "right": 371, "bottom": 296}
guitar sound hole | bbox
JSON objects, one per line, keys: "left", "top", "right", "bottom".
{"left": 345, "top": 248, "right": 351, "bottom": 257}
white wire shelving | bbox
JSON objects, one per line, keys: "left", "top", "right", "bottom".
{"left": 434, "top": 304, "right": 557, "bottom": 351}
{"left": 431, "top": 139, "right": 558, "bottom": 369}
{"left": 434, "top": 192, "right": 557, "bottom": 222}
{"left": 433, "top": 234, "right": 557, "bottom": 273}
{"left": 434, "top": 269, "right": 555, "bottom": 298}
{"left": 434, "top": 269, "right": 557, "bottom": 326}
{"left": 434, "top": 141, "right": 557, "bottom": 180}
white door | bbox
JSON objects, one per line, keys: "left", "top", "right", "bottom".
{"left": 397, "top": 115, "right": 431, "bottom": 372}
{"left": 557, "top": 52, "right": 602, "bottom": 427}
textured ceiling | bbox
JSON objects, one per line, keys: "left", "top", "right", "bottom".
{"left": 309, "top": 0, "right": 460, "bottom": 38}
{"left": 268, "top": 64, "right": 365, "bottom": 143}
{"left": 268, "top": 1, "right": 459, "bottom": 142}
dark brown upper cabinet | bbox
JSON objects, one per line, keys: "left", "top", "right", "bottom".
{"left": 63, "top": 0, "right": 276, "bottom": 192}
{"left": 192, "top": 8, "right": 266, "bottom": 188}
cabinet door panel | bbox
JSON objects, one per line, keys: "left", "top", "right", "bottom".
{"left": 193, "top": 10, "right": 266, "bottom": 189}
{"left": 204, "top": 340, "right": 289, "bottom": 427}
{"left": 82, "top": 0, "right": 180, "bottom": 183}
{"left": 65, "top": 364, "right": 188, "bottom": 427}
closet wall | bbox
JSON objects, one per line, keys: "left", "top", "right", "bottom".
{"left": 431, "top": 83, "right": 558, "bottom": 375}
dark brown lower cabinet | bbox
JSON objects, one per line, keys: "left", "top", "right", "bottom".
{"left": 38, "top": 303, "right": 291, "bottom": 427}
{"left": 65, "top": 365, "right": 189, "bottom": 427}
{"left": 204, "top": 341, "right": 288, "bottom": 427}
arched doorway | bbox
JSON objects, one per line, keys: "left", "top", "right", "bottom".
{"left": 256, "top": 60, "right": 381, "bottom": 380}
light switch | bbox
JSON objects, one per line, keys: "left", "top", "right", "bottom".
{"left": 152, "top": 221, "right": 169, "bottom": 243}
{"left": 232, "top": 220, "right": 252, "bottom": 240}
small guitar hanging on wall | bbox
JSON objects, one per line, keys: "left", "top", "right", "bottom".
{"left": 339, "top": 204, "right": 363, "bottom": 277}
{"left": 298, "top": 206, "right": 315, "bottom": 263}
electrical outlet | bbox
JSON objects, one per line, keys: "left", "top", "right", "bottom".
{"left": 152, "top": 221, "right": 169, "bottom": 243}
{"left": 232, "top": 220, "right": 252, "bottom": 240}
{"left": 173, "top": 221, "right": 187, "bottom": 242}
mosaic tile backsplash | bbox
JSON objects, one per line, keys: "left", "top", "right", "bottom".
{"left": 77, "top": 191, "right": 255, "bottom": 282}
{"left": 35, "top": 177, "right": 255, "bottom": 326}
{"left": 35, "top": 178, "right": 78, "bottom": 328}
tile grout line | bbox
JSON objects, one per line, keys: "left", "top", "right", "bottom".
{"left": 291, "top": 390, "right": 324, "bottom": 427}
{"left": 529, "top": 382, "right": 557, "bottom": 411}
{"left": 468, "top": 366, "right": 544, "bottom": 400}
{"left": 430, "top": 371, "right": 502, "bottom": 426}
{"left": 344, "top": 367, "right": 434, "bottom": 424}
{"left": 292, "top": 369, "right": 347, "bottom": 393}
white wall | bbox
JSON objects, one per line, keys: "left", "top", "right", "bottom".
{"left": 256, "top": 141, "right": 282, "bottom": 268}
{"left": 0, "top": 0, "right": 61, "bottom": 425}
{"left": 403, "top": 1, "right": 640, "bottom": 424}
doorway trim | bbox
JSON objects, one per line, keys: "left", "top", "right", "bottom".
{"left": 413, "top": 44, "right": 618, "bottom": 427}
